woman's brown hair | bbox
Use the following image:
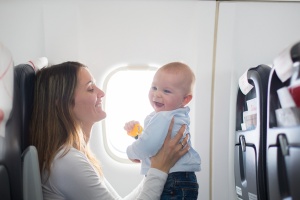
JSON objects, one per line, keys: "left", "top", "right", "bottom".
{"left": 30, "top": 61, "right": 102, "bottom": 179}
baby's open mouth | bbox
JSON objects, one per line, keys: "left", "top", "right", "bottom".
{"left": 154, "top": 102, "right": 164, "bottom": 107}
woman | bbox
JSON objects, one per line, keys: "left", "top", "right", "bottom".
{"left": 30, "top": 61, "right": 189, "bottom": 200}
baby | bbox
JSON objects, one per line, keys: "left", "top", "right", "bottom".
{"left": 124, "top": 61, "right": 201, "bottom": 199}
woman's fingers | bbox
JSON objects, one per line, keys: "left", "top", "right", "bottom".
{"left": 181, "top": 133, "right": 190, "bottom": 148}
{"left": 150, "top": 118, "right": 190, "bottom": 173}
{"left": 165, "top": 117, "right": 175, "bottom": 142}
{"left": 179, "top": 132, "right": 190, "bottom": 155}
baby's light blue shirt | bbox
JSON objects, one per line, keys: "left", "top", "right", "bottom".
{"left": 126, "top": 106, "right": 201, "bottom": 175}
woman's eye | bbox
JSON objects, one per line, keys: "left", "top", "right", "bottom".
{"left": 88, "top": 88, "right": 94, "bottom": 92}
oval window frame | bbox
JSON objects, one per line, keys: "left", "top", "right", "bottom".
{"left": 102, "top": 65, "right": 158, "bottom": 163}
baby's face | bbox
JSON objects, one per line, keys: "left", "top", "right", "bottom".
{"left": 148, "top": 70, "right": 187, "bottom": 112}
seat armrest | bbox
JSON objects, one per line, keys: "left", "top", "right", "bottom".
{"left": 22, "top": 146, "right": 43, "bottom": 200}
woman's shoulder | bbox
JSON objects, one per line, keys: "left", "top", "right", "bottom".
{"left": 52, "top": 148, "right": 90, "bottom": 173}
{"left": 43, "top": 148, "right": 107, "bottom": 199}
{"left": 48, "top": 148, "right": 96, "bottom": 182}
{"left": 55, "top": 147, "right": 85, "bottom": 160}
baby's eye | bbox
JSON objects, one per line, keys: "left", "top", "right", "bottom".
{"left": 164, "top": 89, "right": 171, "bottom": 94}
{"left": 151, "top": 86, "right": 157, "bottom": 91}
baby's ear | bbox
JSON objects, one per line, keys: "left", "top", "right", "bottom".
{"left": 183, "top": 94, "right": 193, "bottom": 106}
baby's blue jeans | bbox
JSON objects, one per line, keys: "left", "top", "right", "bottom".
{"left": 160, "top": 171, "right": 199, "bottom": 200}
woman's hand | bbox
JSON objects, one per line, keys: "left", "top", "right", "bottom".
{"left": 150, "top": 118, "right": 190, "bottom": 173}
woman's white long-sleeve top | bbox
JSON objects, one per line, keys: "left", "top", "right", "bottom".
{"left": 42, "top": 148, "right": 167, "bottom": 200}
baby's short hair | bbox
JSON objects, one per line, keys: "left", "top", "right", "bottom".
{"left": 159, "top": 62, "right": 195, "bottom": 94}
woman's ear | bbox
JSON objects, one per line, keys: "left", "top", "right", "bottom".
{"left": 183, "top": 94, "right": 193, "bottom": 106}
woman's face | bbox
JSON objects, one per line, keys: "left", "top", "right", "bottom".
{"left": 73, "top": 67, "right": 106, "bottom": 127}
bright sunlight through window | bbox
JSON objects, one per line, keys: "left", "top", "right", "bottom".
{"left": 103, "top": 65, "right": 157, "bottom": 163}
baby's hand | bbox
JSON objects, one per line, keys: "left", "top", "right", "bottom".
{"left": 124, "top": 120, "right": 139, "bottom": 132}
{"left": 124, "top": 121, "right": 143, "bottom": 138}
{"left": 130, "top": 158, "right": 141, "bottom": 163}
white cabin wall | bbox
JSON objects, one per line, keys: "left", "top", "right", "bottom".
{"left": 0, "top": 1, "right": 216, "bottom": 199}
{"left": 213, "top": 1, "right": 300, "bottom": 200}
{"left": 0, "top": 1, "right": 45, "bottom": 65}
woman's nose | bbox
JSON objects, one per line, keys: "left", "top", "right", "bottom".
{"left": 97, "top": 87, "right": 105, "bottom": 98}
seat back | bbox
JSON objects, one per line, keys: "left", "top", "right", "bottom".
{"left": 0, "top": 43, "right": 21, "bottom": 200}
{"left": 14, "top": 64, "right": 35, "bottom": 152}
{"left": 15, "top": 63, "right": 44, "bottom": 200}
{"left": 14, "top": 64, "right": 43, "bottom": 200}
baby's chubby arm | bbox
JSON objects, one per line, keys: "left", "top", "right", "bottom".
{"left": 126, "top": 113, "right": 171, "bottom": 161}
{"left": 124, "top": 120, "right": 142, "bottom": 163}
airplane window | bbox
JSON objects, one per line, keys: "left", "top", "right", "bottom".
{"left": 102, "top": 65, "right": 157, "bottom": 163}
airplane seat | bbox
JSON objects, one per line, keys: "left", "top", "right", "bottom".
{"left": 0, "top": 41, "right": 45, "bottom": 200}
{"left": 14, "top": 62, "right": 44, "bottom": 200}
{"left": 0, "top": 43, "right": 21, "bottom": 200}
{"left": 14, "top": 63, "right": 36, "bottom": 152}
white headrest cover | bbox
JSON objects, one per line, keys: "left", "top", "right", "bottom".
{"left": 28, "top": 57, "right": 48, "bottom": 71}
